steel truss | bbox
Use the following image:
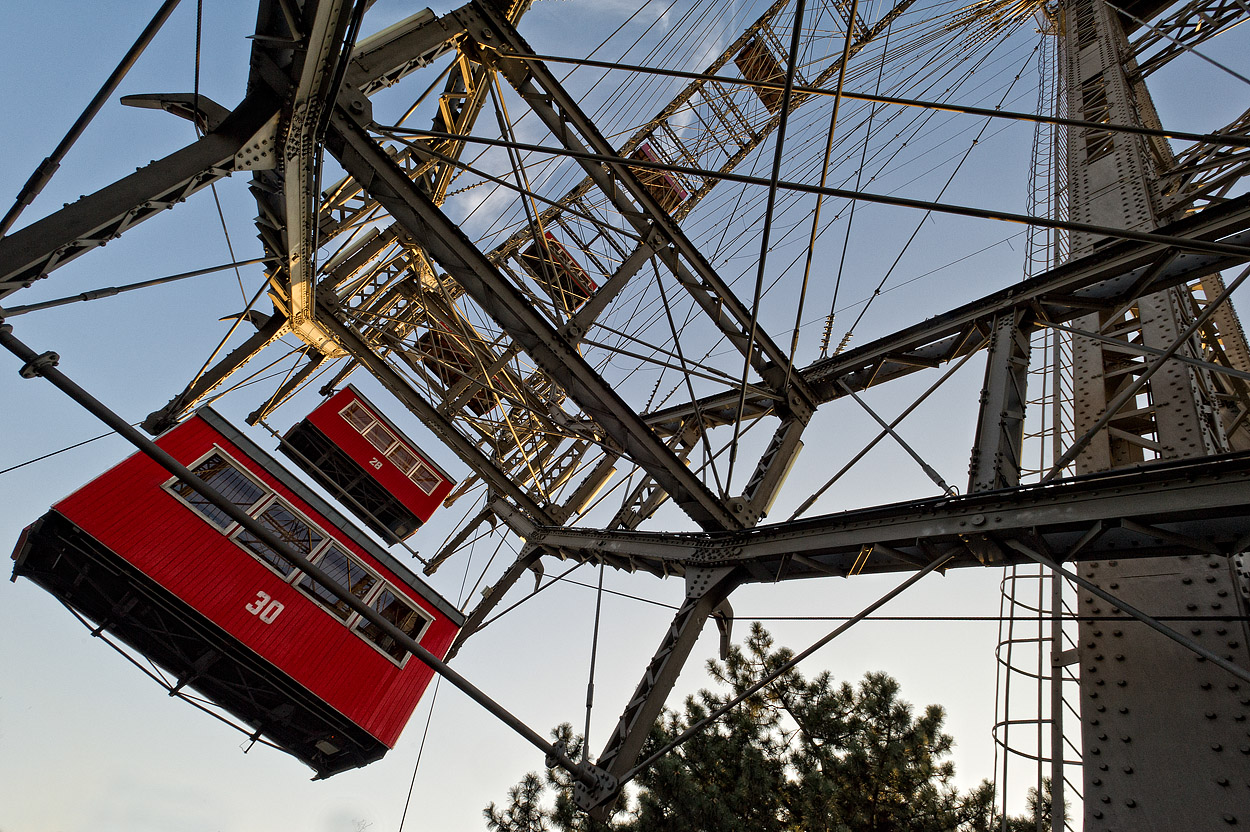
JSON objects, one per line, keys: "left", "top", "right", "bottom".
{"left": 3, "top": 0, "right": 1250, "bottom": 825}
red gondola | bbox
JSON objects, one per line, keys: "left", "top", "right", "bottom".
{"left": 282, "top": 385, "right": 457, "bottom": 542}
{"left": 734, "top": 37, "right": 786, "bottom": 112}
{"left": 630, "top": 142, "right": 689, "bottom": 213}
{"left": 519, "top": 231, "right": 599, "bottom": 311}
{"left": 11, "top": 408, "right": 462, "bottom": 778}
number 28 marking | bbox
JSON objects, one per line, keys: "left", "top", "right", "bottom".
{"left": 245, "top": 590, "right": 284, "bottom": 624}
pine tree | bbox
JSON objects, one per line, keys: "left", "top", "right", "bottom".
{"left": 485, "top": 773, "right": 551, "bottom": 832}
{"left": 487, "top": 623, "right": 1034, "bottom": 831}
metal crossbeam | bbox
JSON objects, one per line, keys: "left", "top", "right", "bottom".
{"left": 0, "top": 92, "right": 279, "bottom": 300}
{"left": 327, "top": 106, "right": 741, "bottom": 531}
{"left": 1129, "top": 0, "right": 1250, "bottom": 77}
{"left": 642, "top": 193, "right": 1250, "bottom": 436}
{"left": 1158, "top": 105, "right": 1250, "bottom": 215}
{"left": 524, "top": 452, "right": 1250, "bottom": 579}
{"left": 508, "top": 449, "right": 1250, "bottom": 802}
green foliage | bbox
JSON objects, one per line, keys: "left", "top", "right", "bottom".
{"left": 486, "top": 773, "right": 551, "bottom": 832}
{"left": 1003, "top": 778, "right": 1063, "bottom": 832}
{"left": 486, "top": 623, "right": 1036, "bottom": 831}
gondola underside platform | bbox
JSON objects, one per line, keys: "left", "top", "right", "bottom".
{"left": 11, "top": 510, "right": 388, "bottom": 778}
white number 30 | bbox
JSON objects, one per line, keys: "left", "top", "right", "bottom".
{"left": 246, "top": 590, "right": 284, "bottom": 624}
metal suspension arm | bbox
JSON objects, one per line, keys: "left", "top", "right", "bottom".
{"left": 582, "top": 565, "right": 741, "bottom": 815}
{"left": 0, "top": 91, "right": 280, "bottom": 301}
{"left": 526, "top": 451, "right": 1250, "bottom": 583}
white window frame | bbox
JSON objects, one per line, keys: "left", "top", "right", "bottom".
{"left": 295, "top": 542, "right": 381, "bottom": 621}
{"left": 164, "top": 445, "right": 432, "bottom": 667}
{"left": 350, "top": 584, "right": 434, "bottom": 667}
{"left": 229, "top": 492, "right": 331, "bottom": 581}
{"left": 339, "top": 401, "right": 443, "bottom": 495}
{"left": 164, "top": 446, "right": 272, "bottom": 531}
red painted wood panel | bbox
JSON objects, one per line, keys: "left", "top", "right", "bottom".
{"left": 54, "top": 415, "right": 457, "bottom": 747}
{"left": 306, "top": 387, "right": 455, "bottom": 524}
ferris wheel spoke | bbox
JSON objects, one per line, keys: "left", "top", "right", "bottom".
{"left": 125, "top": 0, "right": 953, "bottom": 548}
{"left": 329, "top": 111, "right": 740, "bottom": 531}
{"left": 651, "top": 259, "right": 729, "bottom": 498}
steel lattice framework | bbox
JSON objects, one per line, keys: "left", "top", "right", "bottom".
{"left": 2, "top": 0, "right": 1250, "bottom": 827}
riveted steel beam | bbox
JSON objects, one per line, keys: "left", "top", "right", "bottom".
{"left": 525, "top": 452, "right": 1250, "bottom": 579}
{"left": 326, "top": 107, "right": 740, "bottom": 532}
{"left": 642, "top": 193, "right": 1250, "bottom": 436}
{"left": 346, "top": 7, "right": 465, "bottom": 94}
{"left": 0, "top": 91, "right": 279, "bottom": 301}
{"left": 968, "top": 309, "right": 1032, "bottom": 492}
{"left": 586, "top": 565, "right": 740, "bottom": 814}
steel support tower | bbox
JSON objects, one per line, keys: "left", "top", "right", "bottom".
{"left": 1062, "top": 0, "right": 1250, "bottom": 825}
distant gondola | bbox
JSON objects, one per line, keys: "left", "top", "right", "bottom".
{"left": 629, "top": 142, "right": 689, "bottom": 213}
{"left": 518, "top": 231, "right": 599, "bottom": 311}
{"left": 11, "top": 408, "right": 462, "bottom": 777}
{"left": 281, "top": 386, "right": 457, "bottom": 543}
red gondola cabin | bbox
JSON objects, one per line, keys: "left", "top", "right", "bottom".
{"left": 734, "top": 37, "right": 787, "bottom": 113}
{"left": 630, "top": 142, "right": 689, "bottom": 214}
{"left": 518, "top": 231, "right": 598, "bottom": 312}
{"left": 281, "top": 386, "right": 456, "bottom": 543}
{"left": 10, "top": 408, "right": 463, "bottom": 777}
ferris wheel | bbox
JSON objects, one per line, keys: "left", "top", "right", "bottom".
{"left": 2, "top": 0, "right": 1250, "bottom": 828}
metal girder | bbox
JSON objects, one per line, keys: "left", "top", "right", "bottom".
{"left": 246, "top": 351, "right": 324, "bottom": 425}
{"left": 524, "top": 452, "right": 1250, "bottom": 580}
{"left": 466, "top": 1, "right": 817, "bottom": 414}
{"left": 318, "top": 1, "right": 529, "bottom": 242}
{"left": 740, "top": 416, "right": 806, "bottom": 523}
{"left": 527, "top": 449, "right": 1250, "bottom": 810}
{"left": 326, "top": 107, "right": 740, "bottom": 531}
{"left": 477, "top": 0, "right": 790, "bottom": 265}
{"left": 465, "top": 0, "right": 914, "bottom": 343}
{"left": 398, "top": 0, "right": 912, "bottom": 535}
{"left": 831, "top": 0, "right": 871, "bottom": 38}
{"left": 346, "top": 7, "right": 464, "bottom": 95}
{"left": 476, "top": 0, "right": 917, "bottom": 274}
{"left": 280, "top": 0, "right": 362, "bottom": 358}
{"left": 171, "top": 0, "right": 918, "bottom": 543}
{"left": 1158, "top": 105, "right": 1250, "bottom": 215}
{"left": 586, "top": 565, "right": 740, "bottom": 812}
{"left": 1062, "top": 0, "right": 1250, "bottom": 823}
{"left": 968, "top": 309, "right": 1032, "bottom": 492}
{"left": 1112, "top": 0, "right": 1205, "bottom": 32}
{"left": 440, "top": 136, "right": 1250, "bottom": 671}
{"left": 1130, "top": 0, "right": 1250, "bottom": 77}
{"left": 139, "top": 0, "right": 361, "bottom": 435}
{"left": 385, "top": 0, "right": 858, "bottom": 516}
{"left": 0, "top": 91, "right": 279, "bottom": 301}
{"left": 641, "top": 193, "right": 1250, "bottom": 436}
{"left": 143, "top": 312, "right": 290, "bottom": 434}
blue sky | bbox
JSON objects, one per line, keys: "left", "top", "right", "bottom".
{"left": 2, "top": 1, "right": 1248, "bottom": 830}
